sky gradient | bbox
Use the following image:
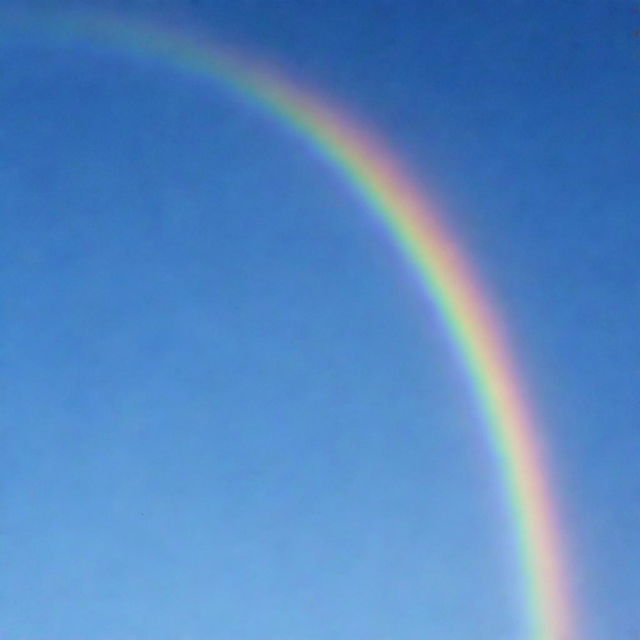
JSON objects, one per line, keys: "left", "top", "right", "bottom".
{"left": 2, "top": 2, "right": 639, "bottom": 639}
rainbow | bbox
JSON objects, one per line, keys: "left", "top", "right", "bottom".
{"left": 2, "top": 9, "right": 576, "bottom": 639}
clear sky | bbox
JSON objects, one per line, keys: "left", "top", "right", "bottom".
{"left": 1, "top": 1, "right": 638, "bottom": 639}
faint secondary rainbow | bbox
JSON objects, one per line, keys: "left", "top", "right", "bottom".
{"left": 3, "top": 9, "right": 576, "bottom": 639}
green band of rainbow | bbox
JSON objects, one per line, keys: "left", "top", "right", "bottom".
{"left": 2, "top": 10, "right": 576, "bottom": 639}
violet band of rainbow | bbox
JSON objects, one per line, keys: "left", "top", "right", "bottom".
{"left": 2, "top": 9, "right": 576, "bottom": 640}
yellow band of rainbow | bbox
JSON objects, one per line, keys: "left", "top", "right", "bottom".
{"left": 2, "top": 9, "right": 576, "bottom": 639}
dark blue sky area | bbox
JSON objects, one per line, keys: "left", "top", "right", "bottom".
{"left": 1, "top": 2, "right": 638, "bottom": 639}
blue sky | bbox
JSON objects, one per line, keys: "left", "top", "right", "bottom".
{"left": 1, "top": 1, "right": 638, "bottom": 638}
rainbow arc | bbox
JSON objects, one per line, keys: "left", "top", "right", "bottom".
{"left": 2, "top": 10, "right": 576, "bottom": 639}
